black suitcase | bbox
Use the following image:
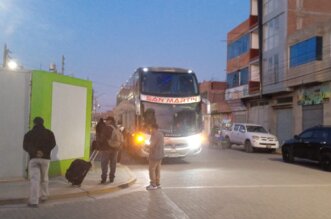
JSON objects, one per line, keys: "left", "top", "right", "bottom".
{"left": 65, "top": 151, "right": 98, "bottom": 186}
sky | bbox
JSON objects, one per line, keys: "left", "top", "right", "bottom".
{"left": 0, "top": 0, "right": 250, "bottom": 111}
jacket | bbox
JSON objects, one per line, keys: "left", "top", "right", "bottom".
{"left": 96, "top": 125, "right": 113, "bottom": 151}
{"left": 23, "top": 125, "right": 56, "bottom": 160}
{"left": 149, "top": 129, "right": 164, "bottom": 161}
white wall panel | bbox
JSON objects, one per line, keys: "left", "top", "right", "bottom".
{"left": 0, "top": 70, "right": 31, "bottom": 179}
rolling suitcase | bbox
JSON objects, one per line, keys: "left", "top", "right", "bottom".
{"left": 65, "top": 151, "right": 98, "bottom": 186}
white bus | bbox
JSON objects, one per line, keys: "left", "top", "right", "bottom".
{"left": 115, "top": 67, "right": 204, "bottom": 158}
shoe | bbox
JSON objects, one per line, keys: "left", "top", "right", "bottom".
{"left": 100, "top": 180, "right": 107, "bottom": 184}
{"left": 27, "top": 203, "right": 39, "bottom": 208}
{"left": 146, "top": 185, "right": 158, "bottom": 190}
{"left": 40, "top": 197, "right": 48, "bottom": 203}
{"left": 156, "top": 185, "right": 161, "bottom": 189}
{"left": 109, "top": 179, "right": 114, "bottom": 183}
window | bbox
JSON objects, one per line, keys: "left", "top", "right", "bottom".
{"left": 290, "top": 36, "right": 323, "bottom": 67}
{"left": 300, "top": 130, "right": 314, "bottom": 139}
{"left": 263, "top": 0, "right": 279, "bottom": 16}
{"left": 263, "top": 16, "right": 280, "bottom": 51}
{"left": 227, "top": 67, "right": 249, "bottom": 88}
{"left": 240, "top": 68, "right": 249, "bottom": 85}
{"left": 227, "top": 34, "right": 250, "bottom": 60}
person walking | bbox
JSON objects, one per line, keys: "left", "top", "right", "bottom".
{"left": 23, "top": 117, "right": 56, "bottom": 207}
{"left": 99, "top": 116, "right": 120, "bottom": 184}
{"left": 146, "top": 123, "right": 164, "bottom": 190}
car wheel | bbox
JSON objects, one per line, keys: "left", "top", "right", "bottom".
{"left": 321, "top": 154, "right": 331, "bottom": 171}
{"left": 282, "top": 147, "right": 294, "bottom": 163}
{"left": 223, "top": 136, "right": 231, "bottom": 149}
{"left": 244, "top": 140, "right": 253, "bottom": 153}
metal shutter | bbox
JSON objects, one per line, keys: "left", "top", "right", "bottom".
{"left": 302, "top": 104, "right": 323, "bottom": 130}
{"left": 276, "top": 108, "right": 293, "bottom": 145}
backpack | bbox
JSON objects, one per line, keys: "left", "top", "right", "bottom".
{"left": 108, "top": 125, "right": 123, "bottom": 150}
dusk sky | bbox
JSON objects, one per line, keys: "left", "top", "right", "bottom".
{"left": 1, "top": 0, "right": 250, "bottom": 111}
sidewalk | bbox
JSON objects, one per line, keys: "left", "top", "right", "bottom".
{"left": 0, "top": 162, "right": 136, "bottom": 206}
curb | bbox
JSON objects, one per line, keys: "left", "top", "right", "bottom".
{"left": 0, "top": 165, "right": 137, "bottom": 206}
{"left": 0, "top": 177, "right": 137, "bottom": 206}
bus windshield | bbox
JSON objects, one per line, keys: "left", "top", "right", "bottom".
{"left": 142, "top": 102, "right": 202, "bottom": 136}
{"left": 141, "top": 71, "right": 199, "bottom": 96}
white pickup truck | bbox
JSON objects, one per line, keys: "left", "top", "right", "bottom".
{"left": 223, "top": 123, "right": 279, "bottom": 153}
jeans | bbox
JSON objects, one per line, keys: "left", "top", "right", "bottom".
{"left": 100, "top": 150, "right": 118, "bottom": 181}
{"left": 148, "top": 159, "right": 162, "bottom": 186}
{"left": 28, "top": 158, "right": 50, "bottom": 205}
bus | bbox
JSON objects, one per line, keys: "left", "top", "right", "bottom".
{"left": 115, "top": 67, "right": 204, "bottom": 158}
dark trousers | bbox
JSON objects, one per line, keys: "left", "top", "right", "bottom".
{"left": 100, "top": 150, "right": 118, "bottom": 181}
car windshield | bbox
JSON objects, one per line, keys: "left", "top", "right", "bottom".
{"left": 246, "top": 125, "right": 268, "bottom": 133}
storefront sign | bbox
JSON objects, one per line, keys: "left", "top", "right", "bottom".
{"left": 297, "top": 85, "right": 331, "bottom": 105}
{"left": 140, "top": 94, "right": 201, "bottom": 104}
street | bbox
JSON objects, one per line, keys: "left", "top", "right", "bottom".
{"left": 1, "top": 145, "right": 331, "bottom": 219}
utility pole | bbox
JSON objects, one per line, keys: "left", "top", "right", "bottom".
{"left": 61, "top": 55, "right": 65, "bottom": 74}
{"left": 3, "top": 44, "right": 9, "bottom": 68}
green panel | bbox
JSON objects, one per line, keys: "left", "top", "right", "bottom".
{"left": 30, "top": 70, "right": 93, "bottom": 176}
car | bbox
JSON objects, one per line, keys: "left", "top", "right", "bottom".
{"left": 223, "top": 123, "right": 279, "bottom": 153}
{"left": 282, "top": 125, "right": 331, "bottom": 171}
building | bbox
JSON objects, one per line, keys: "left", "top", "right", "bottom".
{"left": 200, "top": 81, "right": 231, "bottom": 135}
{"left": 225, "top": 0, "right": 262, "bottom": 125}
{"left": 224, "top": 0, "right": 331, "bottom": 144}
{"left": 261, "top": 0, "right": 331, "bottom": 143}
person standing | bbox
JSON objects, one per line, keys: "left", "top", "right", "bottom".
{"left": 146, "top": 123, "right": 164, "bottom": 190}
{"left": 23, "top": 117, "right": 56, "bottom": 207}
{"left": 99, "top": 116, "right": 119, "bottom": 184}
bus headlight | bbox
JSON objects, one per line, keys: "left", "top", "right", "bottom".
{"left": 132, "top": 132, "right": 148, "bottom": 147}
{"left": 187, "top": 134, "right": 202, "bottom": 150}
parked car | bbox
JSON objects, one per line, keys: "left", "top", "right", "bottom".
{"left": 282, "top": 125, "right": 331, "bottom": 171}
{"left": 223, "top": 123, "right": 279, "bottom": 153}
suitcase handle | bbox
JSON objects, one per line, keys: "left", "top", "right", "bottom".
{"left": 90, "top": 150, "right": 99, "bottom": 162}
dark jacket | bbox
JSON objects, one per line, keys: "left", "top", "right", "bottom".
{"left": 23, "top": 125, "right": 56, "bottom": 160}
{"left": 96, "top": 125, "right": 113, "bottom": 151}
{"left": 149, "top": 129, "right": 164, "bottom": 161}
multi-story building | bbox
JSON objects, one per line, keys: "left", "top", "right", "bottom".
{"left": 225, "top": 0, "right": 263, "bottom": 125}
{"left": 200, "top": 81, "right": 231, "bottom": 135}
{"left": 261, "top": 0, "right": 331, "bottom": 143}
{"left": 287, "top": 20, "right": 331, "bottom": 134}
{"left": 225, "top": 0, "right": 331, "bottom": 144}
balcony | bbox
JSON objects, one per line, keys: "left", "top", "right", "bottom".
{"left": 225, "top": 81, "right": 260, "bottom": 101}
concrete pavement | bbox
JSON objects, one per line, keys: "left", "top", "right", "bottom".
{"left": 0, "top": 161, "right": 136, "bottom": 206}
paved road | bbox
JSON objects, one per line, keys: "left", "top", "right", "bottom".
{"left": 1, "top": 145, "right": 331, "bottom": 219}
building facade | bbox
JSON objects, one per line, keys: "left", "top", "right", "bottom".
{"left": 225, "top": 0, "right": 331, "bottom": 144}
{"left": 200, "top": 81, "right": 231, "bottom": 135}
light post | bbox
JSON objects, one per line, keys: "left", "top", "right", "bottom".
{"left": 2, "top": 44, "right": 20, "bottom": 70}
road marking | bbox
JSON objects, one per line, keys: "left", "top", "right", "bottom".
{"left": 162, "top": 184, "right": 331, "bottom": 190}
{"left": 158, "top": 190, "right": 190, "bottom": 219}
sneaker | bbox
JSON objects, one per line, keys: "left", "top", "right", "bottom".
{"left": 156, "top": 185, "right": 161, "bottom": 189}
{"left": 27, "top": 203, "right": 39, "bottom": 208}
{"left": 146, "top": 185, "right": 158, "bottom": 190}
{"left": 40, "top": 197, "right": 48, "bottom": 203}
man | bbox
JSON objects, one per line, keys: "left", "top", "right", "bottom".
{"left": 23, "top": 117, "right": 56, "bottom": 207}
{"left": 146, "top": 123, "right": 164, "bottom": 190}
{"left": 99, "top": 116, "right": 119, "bottom": 184}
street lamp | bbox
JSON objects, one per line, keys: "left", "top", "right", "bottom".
{"left": 7, "top": 60, "right": 18, "bottom": 70}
